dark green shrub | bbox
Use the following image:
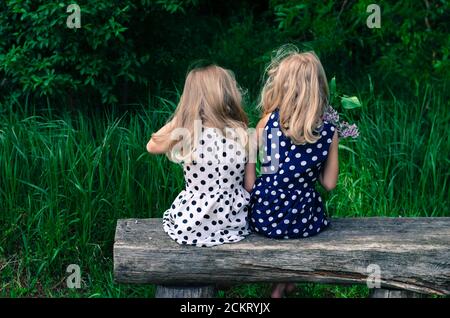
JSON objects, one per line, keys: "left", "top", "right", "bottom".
{"left": 270, "top": 0, "right": 450, "bottom": 94}
{"left": 0, "top": 0, "right": 198, "bottom": 105}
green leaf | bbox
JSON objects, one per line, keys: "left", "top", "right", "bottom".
{"left": 341, "top": 96, "right": 362, "bottom": 109}
{"left": 329, "top": 76, "right": 336, "bottom": 96}
{"left": 368, "top": 74, "right": 374, "bottom": 95}
{"left": 338, "top": 144, "right": 358, "bottom": 155}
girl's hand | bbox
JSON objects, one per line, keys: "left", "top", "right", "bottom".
{"left": 319, "top": 129, "right": 339, "bottom": 191}
{"left": 146, "top": 121, "right": 175, "bottom": 154}
{"left": 244, "top": 128, "right": 258, "bottom": 193}
{"left": 244, "top": 114, "right": 271, "bottom": 193}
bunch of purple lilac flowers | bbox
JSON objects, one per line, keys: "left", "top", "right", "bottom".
{"left": 323, "top": 105, "right": 359, "bottom": 139}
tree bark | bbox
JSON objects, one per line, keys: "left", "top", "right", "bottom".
{"left": 114, "top": 217, "right": 450, "bottom": 296}
{"left": 369, "top": 288, "right": 425, "bottom": 298}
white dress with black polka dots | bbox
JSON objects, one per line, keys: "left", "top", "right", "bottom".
{"left": 162, "top": 127, "right": 250, "bottom": 247}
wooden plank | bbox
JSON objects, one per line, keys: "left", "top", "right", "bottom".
{"left": 114, "top": 217, "right": 450, "bottom": 296}
{"left": 369, "top": 288, "right": 425, "bottom": 298}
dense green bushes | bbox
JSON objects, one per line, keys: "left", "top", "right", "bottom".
{"left": 270, "top": 0, "right": 450, "bottom": 92}
{"left": 1, "top": 1, "right": 449, "bottom": 106}
{"left": 0, "top": 0, "right": 200, "bottom": 105}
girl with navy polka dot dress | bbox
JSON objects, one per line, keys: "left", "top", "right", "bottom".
{"left": 147, "top": 64, "right": 254, "bottom": 247}
{"left": 250, "top": 111, "right": 335, "bottom": 238}
{"left": 249, "top": 48, "right": 339, "bottom": 297}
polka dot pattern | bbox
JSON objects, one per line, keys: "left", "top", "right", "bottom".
{"left": 163, "top": 127, "right": 250, "bottom": 247}
{"left": 250, "top": 109, "right": 334, "bottom": 239}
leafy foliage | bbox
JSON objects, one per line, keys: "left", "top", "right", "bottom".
{"left": 1, "top": 1, "right": 448, "bottom": 105}
{"left": 0, "top": 0, "right": 201, "bottom": 104}
{"left": 270, "top": 0, "right": 450, "bottom": 92}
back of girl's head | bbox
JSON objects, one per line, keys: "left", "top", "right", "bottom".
{"left": 155, "top": 63, "right": 248, "bottom": 161}
{"left": 260, "top": 45, "right": 329, "bottom": 144}
{"left": 173, "top": 63, "right": 248, "bottom": 131}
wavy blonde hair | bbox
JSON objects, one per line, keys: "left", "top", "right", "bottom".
{"left": 260, "top": 45, "right": 329, "bottom": 144}
{"left": 153, "top": 64, "right": 248, "bottom": 161}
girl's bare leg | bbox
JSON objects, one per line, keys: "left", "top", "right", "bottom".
{"left": 271, "top": 283, "right": 286, "bottom": 298}
{"left": 285, "top": 283, "right": 296, "bottom": 294}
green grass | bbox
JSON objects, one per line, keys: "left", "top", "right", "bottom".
{"left": 0, "top": 84, "right": 449, "bottom": 297}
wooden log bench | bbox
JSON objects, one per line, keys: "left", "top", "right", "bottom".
{"left": 113, "top": 217, "right": 450, "bottom": 298}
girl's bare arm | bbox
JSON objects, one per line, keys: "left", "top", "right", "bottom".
{"left": 319, "top": 130, "right": 339, "bottom": 191}
{"left": 244, "top": 114, "right": 271, "bottom": 193}
{"left": 244, "top": 161, "right": 256, "bottom": 193}
{"left": 146, "top": 121, "right": 174, "bottom": 154}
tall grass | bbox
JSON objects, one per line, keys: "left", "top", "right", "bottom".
{"left": 327, "top": 85, "right": 450, "bottom": 218}
{"left": 0, "top": 85, "right": 449, "bottom": 297}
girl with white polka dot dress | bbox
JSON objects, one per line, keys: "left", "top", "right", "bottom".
{"left": 147, "top": 64, "right": 255, "bottom": 247}
{"left": 249, "top": 47, "right": 339, "bottom": 297}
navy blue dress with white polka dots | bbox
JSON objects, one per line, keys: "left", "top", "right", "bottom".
{"left": 249, "top": 109, "right": 336, "bottom": 239}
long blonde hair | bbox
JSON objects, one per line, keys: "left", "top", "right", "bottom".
{"left": 153, "top": 64, "right": 248, "bottom": 161}
{"left": 260, "top": 45, "right": 329, "bottom": 144}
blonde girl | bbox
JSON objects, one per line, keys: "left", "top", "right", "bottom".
{"left": 147, "top": 64, "right": 255, "bottom": 247}
{"left": 249, "top": 46, "right": 339, "bottom": 297}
